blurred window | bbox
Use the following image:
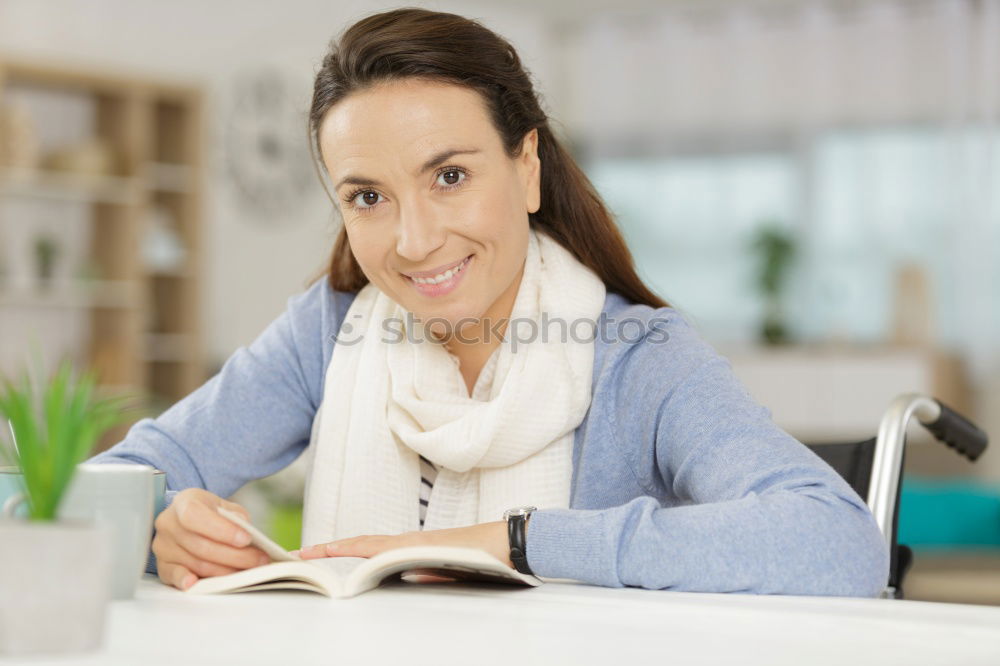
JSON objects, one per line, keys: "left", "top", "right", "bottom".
{"left": 586, "top": 127, "right": 999, "bottom": 346}
{"left": 587, "top": 152, "right": 797, "bottom": 341}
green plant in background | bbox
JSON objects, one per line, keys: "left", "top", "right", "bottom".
{"left": 254, "top": 468, "right": 306, "bottom": 550}
{"left": 33, "top": 234, "right": 60, "bottom": 287}
{"left": 0, "top": 358, "right": 136, "bottom": 521}
{"left": 751, "top": 224, "right": 796, "bottom": 345}
{"left": 269, "top": 504, "right": 304, "bottom": 552}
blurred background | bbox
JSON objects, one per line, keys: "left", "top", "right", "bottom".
{"left": 1, "top": 0, "right": 998, "bottom": 603}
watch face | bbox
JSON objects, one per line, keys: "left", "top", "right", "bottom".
{"left": 504, "top": 506, "right": 538, "bottom": 520}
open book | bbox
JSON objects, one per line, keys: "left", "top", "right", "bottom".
{"left": 185, "top": 507, "right": 543, "bottom": 599}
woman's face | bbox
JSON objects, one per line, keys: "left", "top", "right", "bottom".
{"left": 318, "top": 78, "right": 541, "bottom": 342}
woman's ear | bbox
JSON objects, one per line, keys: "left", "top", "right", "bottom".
{"left": 519, "top": 128, "right": 541, "bottom": 214}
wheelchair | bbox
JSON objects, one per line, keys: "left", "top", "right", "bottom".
{"left": 805, "top": 393, "right": 990, "bottom": 599}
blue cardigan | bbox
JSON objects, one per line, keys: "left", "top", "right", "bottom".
{"left": 88, "top": 278, "right": 889, "bottom": 596}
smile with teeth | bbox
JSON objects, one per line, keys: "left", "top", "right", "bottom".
{"left": 408, "top": 256, "right": 471, "bottom": 284}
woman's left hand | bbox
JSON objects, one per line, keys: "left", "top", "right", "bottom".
{"left": 291, "top": 520, "right": 513, "bottom": 577}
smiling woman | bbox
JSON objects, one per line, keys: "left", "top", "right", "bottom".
{"left": 317, "top": 80, "right": 536, "bottom": 368}
{"left": 87, "top": 7, "right": 890, "bottom": 599}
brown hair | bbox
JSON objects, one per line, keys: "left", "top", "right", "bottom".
{"left": 307, "top": 7, "right": 668, "bottom": 309}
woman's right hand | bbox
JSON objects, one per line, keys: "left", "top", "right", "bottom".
{"left": 152, "top": 488, "right": 271, "bottom": 591}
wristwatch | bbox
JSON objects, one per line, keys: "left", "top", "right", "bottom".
{"left": 503, "top": 505, "right": 537, "bottom": 575}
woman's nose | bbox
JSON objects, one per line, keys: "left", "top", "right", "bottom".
{"left": 395, "top": 197, "right": 446, "bottom": 262}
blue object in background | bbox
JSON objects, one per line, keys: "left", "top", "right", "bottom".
{"left": 899, "top": 477, "right": 1000, "bottom": 550}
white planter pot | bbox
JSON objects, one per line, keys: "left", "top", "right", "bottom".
{"left": 0, "top": 518, "right": 113, "bottom": 656}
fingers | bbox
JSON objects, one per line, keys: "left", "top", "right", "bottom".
{"left": 297, "top": 532, "right": 422, "bottom": 559}
{"left": 156, "top": 503, "right": 270, "bottom": 571}
{"left": 218, "top": 498, "right": 250, "bottom": 517}
{"left": 154, "top": 527, "right": 256, "bottom": 579}
{"left": 175, "top": 495, "right": 253, "bottom": 548}
{"left": 297, "top": 542, "right": 331, "bottom": 559}
{"left": 152, "top": 491, "right": 271, "bottom": 589}
{"left": 159, "top": 562, "right": 198, "bottom": 591}
{"left": 162, "top": 542, "right": 243, "bottom": 579}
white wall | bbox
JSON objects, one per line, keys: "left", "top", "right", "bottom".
{"left": 0, "top": 0, "right": 554, "bottom": 365}
{"left": 3, "top": 1, "right": 995, "bottom": 483}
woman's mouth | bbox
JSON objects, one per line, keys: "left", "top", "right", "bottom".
{"left": 404, "top": 255, "right": 473, "bottom": 297}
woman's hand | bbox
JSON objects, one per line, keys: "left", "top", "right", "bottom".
{"left": 152, "top": 488, "right": 271, "bottom": 591}
{"left": 293, "top": 520, "right": 513, "bottom": 582}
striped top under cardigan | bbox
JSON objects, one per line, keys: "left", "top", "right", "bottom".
{"left": 417, "top": 345, "right": 500, "bottom": 529}
{"left": 418, "top": 454, "right": 438, "bottom": 529}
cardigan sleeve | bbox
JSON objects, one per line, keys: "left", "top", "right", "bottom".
{"left": 85, "top": 278, "right": 346, "bottom": 574}
{"left": 524, "top": 311, "right": 890, "bottom": 598}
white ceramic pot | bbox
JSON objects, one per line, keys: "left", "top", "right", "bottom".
{"left": 0, "top": 518, "right": 113, "bottom": 656}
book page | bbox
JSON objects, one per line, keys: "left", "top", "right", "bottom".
{"left": 306, "top": 556, "right": 371, "bottom": 579}
{"left": 236, "top": 581, "right": 327, "bottom": 594}
{"left": 343, "top": 546, "right": 542, "bottom": 598}
{"left": 186, "top": 561, "right": 342, "bottom": 597}
{"left": 204, "top": 509, "right": 543, "bottom": 600}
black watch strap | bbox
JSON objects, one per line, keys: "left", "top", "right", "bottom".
{"left": 507, "top": 513, "right": 533, "bottom": 575}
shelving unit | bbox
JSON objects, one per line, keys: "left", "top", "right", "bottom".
{"left": 0, "top": 57, "right": 205, "bottom": 450}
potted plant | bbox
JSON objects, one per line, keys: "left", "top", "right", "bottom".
{"left": 751, "top": 224, "right": 796, "bottom": 346}
{"left": 0, "top": 358, "right": 134, "bottom": 656}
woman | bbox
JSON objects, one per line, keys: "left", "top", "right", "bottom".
{"left": 90, "top": 8, "right": 889, "bottom": 596}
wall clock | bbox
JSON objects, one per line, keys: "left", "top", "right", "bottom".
{"left": 223, "top": 68, "right": 314, "bottom": 225}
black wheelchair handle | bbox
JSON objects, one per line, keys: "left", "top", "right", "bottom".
{"left": 922, "top": 399, "right": 989, "bottom": 462}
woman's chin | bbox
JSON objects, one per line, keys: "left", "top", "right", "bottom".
{"left": 413, "top": 310, "right": 483, "bottom": 343}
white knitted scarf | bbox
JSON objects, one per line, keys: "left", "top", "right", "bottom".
{"left": 300, "top": 227, "right": 607, "bottom": 547}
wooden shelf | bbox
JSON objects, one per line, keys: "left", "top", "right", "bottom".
{"left": 0, "top": 58, "right": 205, "bottom": 450}
{"left": 143, "top": 333, "right": 191, "bottom": 363}
{"left": 147, "top": 267, "right": 193, "bottom": 280}
{"left": 0, "top": 279, "right": 140, "bottom": 309}
{"left": 145, "top": 161, "right": 194, "bottom": 193}
{"left": 0, "top": 167, "right": 142, "bottom": 204}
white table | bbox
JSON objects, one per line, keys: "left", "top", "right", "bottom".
{"left": 8, "top": 574, "right": 1000, "bottom": 665}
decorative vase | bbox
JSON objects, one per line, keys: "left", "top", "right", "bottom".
{"left": 141, "top": 206, "right": 187, "bottom": 273}
{"left": 0, "top": 518, "right": 113, "bottom": 656}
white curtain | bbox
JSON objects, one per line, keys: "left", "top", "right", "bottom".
{"left": 943, "top": 0, "right": 1000, "bottom": 389}
{"left": 557, "top": 0, "right": 999, "bottom": 422}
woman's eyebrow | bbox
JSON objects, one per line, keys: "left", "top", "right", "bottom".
{"left": 334, "top": 147, "right": 481, "bottom": 191}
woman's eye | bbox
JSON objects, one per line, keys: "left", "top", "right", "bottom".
{"left": 344, "top": 169, "right": 466, "bottom": 213}
{"left": 437, "top": 169, "right": 466, "bottom": 188}
{"left": 352, "top": 191, "right": 383, "bottom": 209}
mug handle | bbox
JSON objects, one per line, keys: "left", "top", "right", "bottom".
{"left": 3, "top": 492, "right": 25, "bottom": 518}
